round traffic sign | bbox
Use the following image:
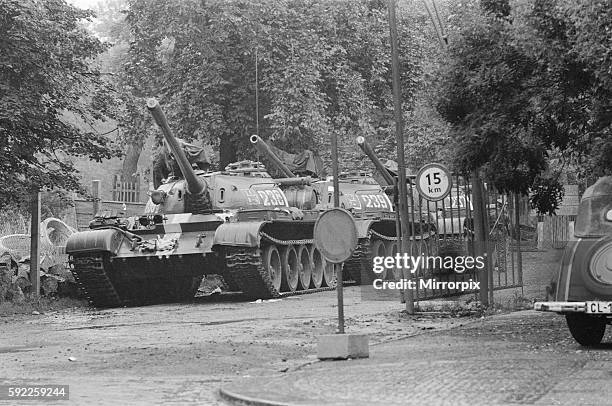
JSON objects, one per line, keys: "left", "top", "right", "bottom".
{"left": 415, "top": 163, "right": 452, "bottom": 201}
{"left": 313, "top": 208, "right": 358, "bottom": 263}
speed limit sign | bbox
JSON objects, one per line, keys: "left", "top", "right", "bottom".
{"left": 415, "top": 163, "right": 452, "bottom": 201}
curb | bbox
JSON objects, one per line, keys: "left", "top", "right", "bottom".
{"left": 219, "top": 387, "right": 292, "bottom": 406}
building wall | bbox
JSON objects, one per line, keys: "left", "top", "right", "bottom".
{"left": 72, "top": 137, "right": 156, "bottom": 204}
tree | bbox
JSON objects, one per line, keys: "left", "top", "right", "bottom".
{"left": 0, "top": 0, "right": 120, "bottom": 208}
{"left": 120, "top": 0, "right": 427, "bottom": 172}
{"left": 435, "top": 0, "right": 611, "bottom": 213}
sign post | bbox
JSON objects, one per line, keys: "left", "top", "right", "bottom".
{"left": 330, "top": 129, "right": 343, "bottom": 333}
{"left": 314, "top": 209, "right": 357, "bottom": 334}
{"left": 314, "top": 209, "right": 368, "bottom": 360}
{"left": 388, "top": 0, "right": 414, "bottom": 314}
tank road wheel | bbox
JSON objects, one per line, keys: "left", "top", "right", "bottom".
{"left": 297, "top": 245, "right": 312, "bottom": 290}
{"left": 565, "top": 314, "right": 606, "bottom": 347}
{"left": 280, "top": 245, "right": 299, "bottom": 292}
{"left": 384, "top": 241, "right": 399, "bottom": 280}
{"left": 323, "top": 260, "right": 337, "bottom": 288}
{"left": 310, "top": 245, "right": 324, "bottom": 288}
{"left": 263, "top": 245, "right": 282, "bottom": 292}
{"left": 371, "top": 240, "right": 386, "bottom": 281}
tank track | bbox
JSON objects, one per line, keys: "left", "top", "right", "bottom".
{"left": 71, "top": 255, "right": 122, "bottom": 308}
{"left": 71, "top": 254, "right": 202, "bottom": 308}
{"left": 225, "top": 246, "right": 335, "bottom": 299}
{"left": 344, "top": 233, "right": 439, "bottom": 285}
{"left": 344, "top": 238, "right": 371, "bottom": 285}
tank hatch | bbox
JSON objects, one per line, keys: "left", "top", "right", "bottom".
{"left": 224, "top": 160, "right": 271, "bottom": 178}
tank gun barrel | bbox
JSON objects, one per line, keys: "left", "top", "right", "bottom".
{"left": 356, "top": 136, "right": 395, "bottom": 186}
{"left": 250, "top": 135, "right": 295, "bottom": 178}
{"left": 147, "top": 98, "right": 206, "bottom": 195}
{"left": 275, "top": 177, "right": 313, "bottom": 187}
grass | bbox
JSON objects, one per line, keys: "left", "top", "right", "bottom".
{"left": 493, "top": 290, "right": 533, "bottom": 311}
{"left": 0, "top": 295, "right": 88, "bottom": 317}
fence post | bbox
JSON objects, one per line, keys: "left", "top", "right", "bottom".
{"left": 470, "top": 171, "right": 489, "bottom": 306}
{"left": 29, "top": 190, "right": 41, "bottom": 298}
{"left": 92, "top": 180, "right": 101, "bottom": 215}
{"left": 514, "top": 193, "right": 523, "bottom": 291}
{"left": 484, "top": 186, "right": 494, "bottom": 305}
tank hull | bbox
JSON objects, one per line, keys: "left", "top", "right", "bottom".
{"left": 67, "top": 214, "right": 223, "bottom": 307}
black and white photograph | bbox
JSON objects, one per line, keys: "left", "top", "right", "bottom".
{"left": 1, "top": 0, "right": 612, "bottom": 404}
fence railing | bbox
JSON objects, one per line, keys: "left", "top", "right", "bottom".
{"left": 112, "top": 174, "right": 141, "bottom": 203}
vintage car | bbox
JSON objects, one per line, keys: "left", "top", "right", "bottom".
{"left": 534, "top": 176, "right": 612, "bottom": 346}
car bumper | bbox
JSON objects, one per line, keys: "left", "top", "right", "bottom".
{"left": 534, "top": 301, "right": 586, "bottom": 313}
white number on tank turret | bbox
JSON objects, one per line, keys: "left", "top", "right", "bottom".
{"left": 244, "top": 189, "right": 287, "bottom": 207}
{"left": 344, "top": 194, "right": 362, "bottom": 209}
{"left": 256, "top": 189, "right": 287, "bottom": 207}
{"left": 245, "top": 190, "right": 261, "bottom": 205}
{"left": 359, "top": 194, "right": 388, "bottom": 209}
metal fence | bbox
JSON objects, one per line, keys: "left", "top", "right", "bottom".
{"left": 403, "top": 175, "right": 523, "bottom": 301}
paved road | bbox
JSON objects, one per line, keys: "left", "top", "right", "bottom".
{"left": 0, "top": 288, "right": 464, "bottom": 405}
{"left": 2, "top": 249, "right": 597, "bottom": 405}
{"left": 221, "top": 310, "right": 612, "bottom": 406}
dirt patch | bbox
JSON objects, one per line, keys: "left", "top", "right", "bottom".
{"left": 0, "top": 296, "right": 87, "bottom": 318}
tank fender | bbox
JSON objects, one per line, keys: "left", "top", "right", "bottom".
{"left": 354, "top": 220, "right": 377, "bottom": 239}
{"left": 213, "top": 221, "right": 267, "bottom": 247}
{"left": 66, "top": 229, "right": 125, "bottom": 255}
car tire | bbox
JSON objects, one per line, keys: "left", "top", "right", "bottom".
{"left": 565, "top": 313, "right": 606, "bottom": 346}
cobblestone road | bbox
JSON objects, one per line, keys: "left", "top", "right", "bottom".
{"left": 221, "top": 310, "right": 612, "bottom": 406}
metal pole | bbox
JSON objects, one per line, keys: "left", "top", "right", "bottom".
{"left": 388, "top": 0, "right": 414, "bottom": 313}
{"left": 471, "top": 172, "right": 489, "bottom": 306}
{"left": 29, "top": 191, "right": 40, "bottom": 298}
{"left": 514, "top": 193, "right": 523, "bottom": 295}
{"left": 92, "top": 180, "right": 100, "bottom": 216}
{"left": 394, "top": 179, "right": 405, "bottom": 303}
{"left": 331, "top": 130, "right": 344, "bottom": 333}
{"left": 483, "top": 185, "right": 493, "bottom": 305}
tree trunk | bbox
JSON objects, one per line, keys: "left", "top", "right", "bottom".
{"left": 121, "top": 142, "right": 144, "bottom": 180}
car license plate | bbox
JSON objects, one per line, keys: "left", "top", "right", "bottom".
{"left": 585, "top": 301, "right": 612, "bottom": 314}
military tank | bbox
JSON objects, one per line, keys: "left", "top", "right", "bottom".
{"left": 66, "top": 99, "right": 334, "bottom": 307}
{"left": 251, "top": 135, "right": 436, "bottom": 284}
{"left": 355, "top": 136, "right": 439, "bottom": 267}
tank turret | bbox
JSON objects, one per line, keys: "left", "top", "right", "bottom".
{"left": 147, "top": 98, "right": 207, "bottom": 196}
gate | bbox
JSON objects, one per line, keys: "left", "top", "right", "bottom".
{"left": 404, "top": 174, "right": 523, "bottom": 301}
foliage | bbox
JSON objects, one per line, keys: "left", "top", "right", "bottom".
{"left": 120, "top": 0, "right": 428, "bottom": 172}
{"left": 529, "top": 174, "right": 564, "bottom": 215}
{"left": 0, "top": 0, "right": 121, "bottom": 208}
{"left": 436, "top": 0, "right": 612, "bottom": 213}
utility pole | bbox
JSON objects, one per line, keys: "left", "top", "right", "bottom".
{"left": 388, "top": 0, "right": 414, "bottom": 314}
